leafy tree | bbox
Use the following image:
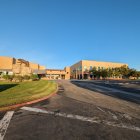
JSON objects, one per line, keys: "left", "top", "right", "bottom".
{"left": 128, "top": 69, "right": 140, "bottom": 79}
{"left": 90, "top": 65, "right": 140, "bottom": 80}
{"left": 90, "top": 67, "right": 97, "bottom": 79}
{"left": 107, "top": 68, "right": 113, "bottom": 78}
{"left": 119, "top": 65, "right": 129, "bottom": 78}
{"left": 100, "top": 69, "right": 108, "bottom": 79}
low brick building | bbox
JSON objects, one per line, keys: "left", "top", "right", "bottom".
{"left": 46, "top": 67, "right": 70, "bottom": 80}
{"left": 0, "top": 56, "right": 46, "bottom": 76}
{"left": 0, "top": 56, "right": 129, "bottom": 80}
{"left": 70, "top": 60, "right": 128, "bottom": 79}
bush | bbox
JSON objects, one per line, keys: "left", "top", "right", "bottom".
{"left": 2, "top": 75, "right": 10, "bottom": 80}
{"left": 14, "top": 75, "right": 24, "bottom": 82}
{"left": 24, "top": 75, "right": 30, "bottom": 80}
{"left": 30, "top": 74, "right": 39, "bottom": 81}
{"left": 2, "top": 75, "right": 14, "bottom": 81}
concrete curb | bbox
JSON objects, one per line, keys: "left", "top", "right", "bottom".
{"left": 0, "top": 83, "right": 58, "bottom": 112}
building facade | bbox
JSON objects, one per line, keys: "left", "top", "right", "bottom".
{"left": 0, "top": 56, "right": 128, "bottom": 80}
{"left": 0, "top": 56, "right": 14, "bottom": 75}
{"left": 70, "top": 60, "right": 128, "bottom": 79}
{"left": 46, "top": 67, "right": 70, "bottom": 80}
{"left": 0, "top": 56, "right": 46, "bottom": 76}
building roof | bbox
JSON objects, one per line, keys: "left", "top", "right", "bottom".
{"left": 0, "top": 69, "right": 12, "bottom": 72}
{"left": 33, "top": 70, "right": 46, "bottom": 74}
{"left": 81, "top": 60, "right": 128, "bottom": 65}
{"left": 46, "top": 69, "right": 64, "bottom": 71}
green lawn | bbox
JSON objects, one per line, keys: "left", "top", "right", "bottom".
{"left": 0, "top": 80, "right": 57, "bottom": 108}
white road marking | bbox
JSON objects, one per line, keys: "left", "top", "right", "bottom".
{"left": 97, "top": 107, "right": 106, "bottom": 113}
{"left": 21, "top": 107, "right": 140, "bottom": 132}
{"left": 0, "top": 111, "right": 14, "bottom": 140}
{"left": 108, "top": 111, "right": 118, "bottom": 120}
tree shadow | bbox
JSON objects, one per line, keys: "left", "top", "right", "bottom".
{"left": 0, "top": 84, "right": 18, "bottom": 92}
{"left": 71, "top": 81, "right": 140, "bottom": 104}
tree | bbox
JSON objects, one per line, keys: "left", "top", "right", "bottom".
{"left": 90, "top": 65, "right": 139, "bottom": 80}
{"left": 90, "top": 67, "right": 97, "bottom": 79}
{"left": 107, "top": 68, "right": 113, "bottom": 78}
{"left": 128, "top": 69, "right": 140, "bottom": 79}
{"left": 100, "top": 69, "right": 108, "bottom": 79}
{"left": 119, "top": 65, "right": 129, "bottom": 78}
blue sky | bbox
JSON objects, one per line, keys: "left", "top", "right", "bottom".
{"left": 0, "top": 0, "right": 140, "bottom": 70}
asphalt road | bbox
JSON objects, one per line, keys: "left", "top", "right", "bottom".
{"left": 71, "top": 80, "right": 140, "bottom": 104}
{"left": 1, "top": 80, "right": 140, "bottom": 140}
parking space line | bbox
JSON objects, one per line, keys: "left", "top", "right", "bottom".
{"left": 0, "top": 111, "right": 14, "bottom": 140}
{"left": 97, "top": 107, "right": 106, "bottom": 113}
{"left": 21, "top": 107, "right": 140, "bottom": 132}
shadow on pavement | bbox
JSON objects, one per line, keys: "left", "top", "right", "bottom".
{"left": 71, "top": 81, "right": 140, "bottom": 104}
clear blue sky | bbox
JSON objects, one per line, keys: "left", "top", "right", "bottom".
{"left": 0, "top": 0, "right": 140, "bottom": 70}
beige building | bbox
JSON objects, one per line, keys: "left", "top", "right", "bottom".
{"left": 39, "top": 65, "right": 46, "bottom": 70}
{"left": 46, "top": 67, "right": 70, "bottom": 80}
{"left": 29, "top": 63, "right": 39, "bottom": 71}
{"left": 0, "top": 56, "right": 128, "bottom": 80}
{"left": 0, "top": 56, "right": 13, "bottom": 75}
{"left": 70, "top": 60, "right": 128, "bottom": 79}
{"left": 0, "top": 56, "right": 46, "bottom": 76}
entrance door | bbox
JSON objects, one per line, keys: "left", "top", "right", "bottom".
{"left": 83, "top": 74, "right": 88, "bottom": 79}
{"left": 61, "top": 75, "right": 65, "bottom": 79}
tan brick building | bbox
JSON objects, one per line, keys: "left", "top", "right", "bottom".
{"left": 46, "top": 67, "right": 70, "bottom": 80}
{"left": 0, "top": 56, "right": 46, "bottom": 76}
{"left": 0, "top": 56, "right": 14, "bottom": 75}
{"left": 70, "top": 60, "right": 128, "bottom": 79}
{"left": 0, "top": 56, "right": 128, "bottom": 80}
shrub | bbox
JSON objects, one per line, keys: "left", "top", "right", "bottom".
{"left": 2, "top": 75, "right": 14, "bottom": 81}
{"left": 2, "top": 75, "right": 10, "bottom": 80}
{"left": 30, "top": 74, "right": 39, "bottom": 81}
{"left": 24, "top": 75, "right": 30, "bottom": 80}
{"left": 9, "top": 75, "right": 15, "bottom": 81}
{"left": 14, "top": 75, "right": 24, "bottom": 82}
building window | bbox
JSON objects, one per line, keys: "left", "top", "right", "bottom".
{"left": 90, "top": 66, "right": 93, "bottom": 70}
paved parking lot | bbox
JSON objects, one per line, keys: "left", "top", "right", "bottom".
{"left": 1, "top": 80, "right": 140, "bottom": 140}
{"left": 71, "top": 80, "right": 140, "bottom": 104}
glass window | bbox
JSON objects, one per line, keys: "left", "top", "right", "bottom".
{"left": 90, "top": 66, "right": 93, "bottom": 70}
